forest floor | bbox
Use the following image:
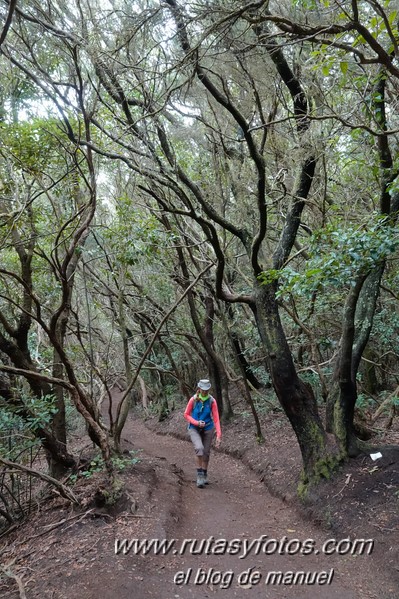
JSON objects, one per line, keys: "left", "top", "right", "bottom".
{"left": 0, "top": 393, "right": 398, "bottom": 599}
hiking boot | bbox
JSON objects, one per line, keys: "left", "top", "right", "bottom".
{"left": 196, "top": 474, "right": 205, "bottom": 488}
{"left": 203, "top": 473, "right": 209, "bottom": 485}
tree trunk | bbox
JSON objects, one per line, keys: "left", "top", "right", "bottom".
{"left": 230, "top": 329, "right": 265, "bottom": 390}
{"left": 328, "top": 68, "right": 399, "bottom": 453}
{"left": 254, "top": 281, "right": 333, "bottom": 484}
{"left": 334, "top": 380, "right": 359, "bottom": 457}
{"left": 328, "top": 275, "right": 367, "bottom": 455}
{"left": 231, "top": 339, "right": 264, "bottom": 441}
{"left": 204, "top": 296, "right": 233, "bottom": 419}
{"left": 0, "top": 334, "right": 76, "bottom": 474}
{"left": 51, "top": 327, "right": 68, "bottom": 478}
{"left": 50, "top": 289, "right": 79, "bottom": 477}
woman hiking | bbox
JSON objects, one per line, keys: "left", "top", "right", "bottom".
{"left": 184, "top": 379, "right": 222, "bottom": 488}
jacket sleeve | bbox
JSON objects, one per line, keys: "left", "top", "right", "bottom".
{"left": 184, "top": 397, "right": 199, "bottom": 426}
{"left": 211, "top": 399, "right": 222, "bottom": 438}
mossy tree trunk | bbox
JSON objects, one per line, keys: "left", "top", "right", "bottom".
{"left": 327, "top": 67, "right": 399, "bottom": 456}
{"left": 254, "top": 282, "right": 332, "bottom": 482}
{"left": 326, "top": 268, "right": 383, "bottom": 452}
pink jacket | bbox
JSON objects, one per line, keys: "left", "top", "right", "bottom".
{"left": 184, "top": 396, "right": 222, "bottom": 439}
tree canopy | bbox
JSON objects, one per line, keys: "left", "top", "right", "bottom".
{"left": 0, "top": 0, "right": 399, "bottom": 502}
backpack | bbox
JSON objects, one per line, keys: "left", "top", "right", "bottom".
{"left": 192, "top": 392, "right": 216, "bottom": 407}
{"left": 189, "top": 394, "right": 216, "bottom": 430}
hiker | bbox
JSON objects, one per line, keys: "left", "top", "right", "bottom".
{"left": 184, "top": 379, "right": 222, "bottom": 488}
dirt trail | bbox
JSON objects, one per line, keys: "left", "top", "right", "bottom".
{"left": 2, "top": 414, "right": 396, "bottom": 599}
{"left": 113, "top": 418, "right": 393, "bottom": 599}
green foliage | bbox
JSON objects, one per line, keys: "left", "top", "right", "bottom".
{"left": 102, "top": 195, "right": 178, "bottom": 268}
{"left": 0, "top": 118, "right": 77, "bottom": 175}
{"left": 0, "top": 394, "right": 58, "bottom": 460}
{"left": 257, "top": 269, "right": 280, "bottom": 286}
{"left": 372, "top": 308, "right": 399, "bottom": 354}
{"left": 259, "top": 214, "right": 399, "bottom": 299}
{"left": 1, "top": 0, "right": 399, "bottom": 487}
{"left": 356, "top": 393, "right": 376, "bottom": 411}
{"left": 69, "top": 450, "right": 140, "bottom": 483}
{"left": 340, "top": 61, "right": 348, "bottom": 75}
{"left": 17, "top": 394, "right": 58, "bottom": 429}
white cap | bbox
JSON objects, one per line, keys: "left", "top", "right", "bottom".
{"left": 197, "top": 379, "right": 211, "bottom": 391}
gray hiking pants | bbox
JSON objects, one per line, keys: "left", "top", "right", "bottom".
{"left": 188, "top": 427, "right": 215, "bottom": 458}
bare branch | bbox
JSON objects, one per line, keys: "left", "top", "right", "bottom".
{"left": 0, "top": 457, "right": 79, "bottom": 504}
{"left": 0, "top": 0, "right": 17, "bottom": 47}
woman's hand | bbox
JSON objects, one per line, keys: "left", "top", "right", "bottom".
{"left": 198, "top": 420, "right": 206, "bottom": 428}
{"left": 215, "top": 437, "right": 221, "bottom": 448}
